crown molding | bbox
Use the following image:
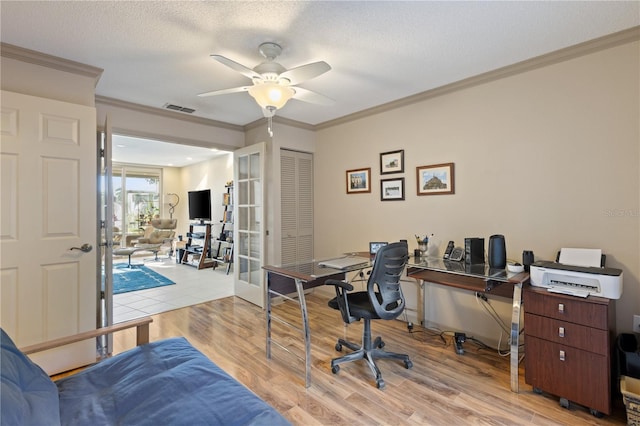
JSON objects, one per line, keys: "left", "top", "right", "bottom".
{"left": 316, "top": 26, "right": 640, "bottom": 130}
{"left": 0, "top": 42, "right": 103, "bottom": 85}
{"left": 95, "top": 95, "right": 243, "bottom": 131}
{"left": 243, "top": 114, "right": 315, "bottom": 133}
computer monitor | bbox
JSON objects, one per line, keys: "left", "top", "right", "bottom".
{"left": 369, "top": 242, "right": 388, "bottom": 256}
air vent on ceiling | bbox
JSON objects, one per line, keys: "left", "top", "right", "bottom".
{"left": 163, "top": 103, "right": 195, "bottom": 114}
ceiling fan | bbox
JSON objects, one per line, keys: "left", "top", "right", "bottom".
{"left": 198, "top": 42, "right": 333, "bottom": 121}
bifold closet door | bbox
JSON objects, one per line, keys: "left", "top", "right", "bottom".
{"left": 280, "top": 149, "right": 313, "bottom": 265}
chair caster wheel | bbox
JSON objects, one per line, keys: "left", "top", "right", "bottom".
{"left": 404, "top": 360, "right": 413, "bottom": 369}
{"left": 331, "top": 365, "right": 340, "bottom": 374}
{"left": 335, "top": 343, "right": 342, "bottom": 352}
{"left": 378, "top": 341, "right": 385, "bottom": 349}
{"left": 376, "top": 379, "right": 385, "bottom": 389}
{"left": 533, "top": 387, "right": 543, "bottom": 394}
{"left": 559, "top": 398, "right": 570, "bottom": 409}
{"left": 589, "top": 409, "right": 603, "bottom": 418}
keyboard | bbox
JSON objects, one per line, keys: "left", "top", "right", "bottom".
{"left": 317, "top": 257, "right": 369, "bottom": 270}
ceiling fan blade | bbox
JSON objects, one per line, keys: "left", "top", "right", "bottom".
{"left": 279, "top": 61, "right": 331, "bottom": 85}
{"left": 292, "top": 87, "right": 334, "bottom": 105}
{"left": 197, "top": 86, "right": 250, "bottom": 97}
{"left": 211, "top": 55, "right": 261, "bottom": 80}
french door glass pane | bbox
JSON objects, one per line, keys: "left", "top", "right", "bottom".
{"left": 238, "top": 231, "right": 248, "bottom": 257}
{"left": 249, "top": 259, "right": 261, "bottom": 287}
{"left": 238, "top": 156, "right": 248, "bottom": 180}
{"left": 249, "top": 153, "right": 260, "bottom": 179}
{"left": 238, "top": 181, "right": 248, "bottom": 205}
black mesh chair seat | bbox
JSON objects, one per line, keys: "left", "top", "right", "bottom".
{"left": 327, "top": 293, "right": 399, "bottom": 320}
{"left": 325, "top": 241, "right": 412, "bottom": 389}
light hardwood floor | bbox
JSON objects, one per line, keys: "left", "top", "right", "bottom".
{"left": 113, "top": 292, "right": 628, "bottom": 425}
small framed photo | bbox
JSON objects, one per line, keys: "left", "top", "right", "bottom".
{"left": 380, "top": 149, "right": 404, "bottom": 175}
{"left": 416, "top": 163, "right": 455, "bottom": 196}
{"left": 380, "top": 177, "right": 405, "bottom": 201}
{"left": 346, "top": 167, "right": 371, "bottom": 194}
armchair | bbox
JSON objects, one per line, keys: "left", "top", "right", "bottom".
{"left": 325, "top": 241, "right": 412, "bottom": 389}
{"left": 134, "top": 218, "right": 177, "bottom": 257}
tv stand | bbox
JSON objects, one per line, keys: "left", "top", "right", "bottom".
{"left": 181, "top": 223, "right": 214, "bottom": 269}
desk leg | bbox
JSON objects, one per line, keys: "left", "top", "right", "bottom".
{"left": 294, "top": 278, "right": 312, "bottom": 388}
{"left": 510, "top": 282, "right": 523, "bottom": 393}
{"left": 265, "top": 272, "right": 272, "bottom": 360}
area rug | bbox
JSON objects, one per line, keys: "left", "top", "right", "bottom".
{"left": 112, "top": 264, "right": 175, "bottom": 295}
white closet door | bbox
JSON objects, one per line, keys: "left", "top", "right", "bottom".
{"left": 280, "top": 149, "right": 313, "bottom": 265}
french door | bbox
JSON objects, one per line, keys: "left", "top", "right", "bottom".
{"left": 233, "top": 142, "right": 265, "bottom": 307}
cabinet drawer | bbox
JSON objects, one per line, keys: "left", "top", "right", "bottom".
{"left": 524, "top": 287, "right": 608, "bottom": 329}
{"left": 524, "top": 313, "right": 608, "bottom": 355}
{"left": 525, "top": 336, "right": 611, "bottom": 414}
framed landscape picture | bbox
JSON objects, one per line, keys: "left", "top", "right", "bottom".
{"left": 380, "top": 149, "right": 404, "bottom": 174}
{"left": 416, "top": 163, "right": 455, "bottom": 195}
{"left": 346, "top": 167, "right": 371, "bottom": 194}
{"left": 380, "top": 177, "right": 405, "bottom": 201}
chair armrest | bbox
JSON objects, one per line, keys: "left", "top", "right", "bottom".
{"left": 20, "top": 317, "right": 153, "bottom": 355}
{"left": 325, "top": 279, "right": 353, "bottom": 291}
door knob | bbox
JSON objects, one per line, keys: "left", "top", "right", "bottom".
{"left": 70, "top": 243, "right": 93, "bottom": 253}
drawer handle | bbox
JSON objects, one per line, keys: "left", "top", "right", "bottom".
{"left": 559, "top": 327, "right": 565, "bottom": 338}
{"left": 559, "top": 350, "right": 566, "bottom": 361}
{"left": 558, "top": 303, "right": 565, "bottom": 314}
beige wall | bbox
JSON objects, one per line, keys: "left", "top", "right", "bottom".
{"left": 314, "top": 41, "right": 639, "bottom": 342}
{"left": 173, "top": 154, "right": 234, "bottom": 238}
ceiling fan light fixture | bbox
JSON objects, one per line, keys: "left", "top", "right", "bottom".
{"left": 248, "top": 82, "right": 294, "bottom": 110}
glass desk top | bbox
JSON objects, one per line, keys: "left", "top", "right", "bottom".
{"left": 408, "top": 256, "right": 527, "bottom": 283}
{"left": 263, "top": 255, "right": 373, "bottom": 281}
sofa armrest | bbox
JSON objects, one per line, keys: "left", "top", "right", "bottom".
{"left": 20, "top": 317, "right": 153, "bottom": 355}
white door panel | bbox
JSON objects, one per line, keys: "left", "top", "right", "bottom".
{"left": 233, "top": 143, "right": 265, "bottom": 307}
{"left": 0, "top": 90, "right": 97, "bottom": 374}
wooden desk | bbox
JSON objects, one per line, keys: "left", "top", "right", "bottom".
{"left": 407, "top": 257, "right": 529, "bottom": 393}
{"left": 263, "top": 257, "right": 372, "bottom": 387}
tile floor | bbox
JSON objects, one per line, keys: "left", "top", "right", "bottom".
{"left": 112, "top": 253, "right": 234, "bottom": 323}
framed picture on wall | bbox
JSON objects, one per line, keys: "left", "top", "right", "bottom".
{"left": 346, "top": 168, "right": 371, "bottom": 194}
{"left": 380, "top": 177, "right": 405, "bottom": 201}
{"left": 416, "top": 163, "right": 455, "bottom": 195}
{"left": 380, "top": 149, "right": 404, "bottom": 174}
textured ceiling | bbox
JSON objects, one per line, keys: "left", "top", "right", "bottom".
{"left": 1, "top": 1, "right": 638, "bottom": 129}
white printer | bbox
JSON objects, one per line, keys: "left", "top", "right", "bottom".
{"left": 529, "top": 248, "right": 623, "bottom": 299}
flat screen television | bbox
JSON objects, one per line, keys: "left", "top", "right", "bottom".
{"left": 188, "top": 189, "right": 211, "bottom": 223}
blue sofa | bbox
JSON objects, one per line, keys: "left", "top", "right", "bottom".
{"left": 1, "top": 329, "right": 290, "bottom": 425}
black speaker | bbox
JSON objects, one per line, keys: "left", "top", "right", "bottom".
{"left": 522, "top": 250, "right": 534, "bottom": 271}
{"left": 488, "top": 234, "right": 506, "bottom": 269}
{"left": 464, "top": 237, "right": 485, "bottom": 264}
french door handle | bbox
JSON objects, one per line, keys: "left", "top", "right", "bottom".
{"left": 71, "top": 243, "right": 93, "bottom": 253}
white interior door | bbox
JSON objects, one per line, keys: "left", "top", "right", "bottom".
{"left": 233, "top": 142, "right": 265, "bottom": 307}
{"left": 0, "top": 90, "right": 97, "bottom": 374}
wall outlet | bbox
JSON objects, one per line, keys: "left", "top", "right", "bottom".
{"left": 634, "top": 315, "right": 640, "bottom": 333}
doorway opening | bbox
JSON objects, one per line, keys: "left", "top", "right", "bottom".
{"left": 103, "top": 134, "right": 234, "bottom": 323}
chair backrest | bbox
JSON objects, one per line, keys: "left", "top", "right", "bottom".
{"left": 367, "top": 241, "right": 409, "bottom": 320}
{"left": 150, "top": 218, "right": 177, "bottom": 230}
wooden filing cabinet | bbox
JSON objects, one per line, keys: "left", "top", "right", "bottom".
{"left": 524, "top": 286, "right": 615, "bottom": 416}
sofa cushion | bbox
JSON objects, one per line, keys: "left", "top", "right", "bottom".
{"left": 1, "top": 329, "right": 61, "bottom": 425}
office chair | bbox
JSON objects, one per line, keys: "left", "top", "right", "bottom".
{"left": 325, "top": 241, "right": 412, "bottom": 389}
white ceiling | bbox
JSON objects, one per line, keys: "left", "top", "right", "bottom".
{"left": 111, "top": 135, "right": 230, "bottom": 168}
{"left": 2, "top": 1, "right": 638, "bottom": 129}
